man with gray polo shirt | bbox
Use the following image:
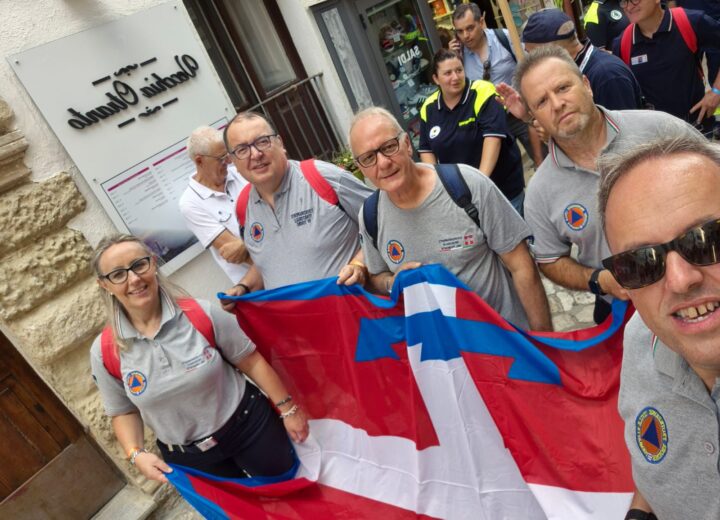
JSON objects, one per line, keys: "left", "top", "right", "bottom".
{"left": 350, "top": 107, "right": 552, "bottom": 331}
{"left": 503, "top": 45, "right": 696, "bottom": 323}
{"left": 220, "top": 112, "right": 374, "bottom": 306}
{"left": 179, "top": 126, "right": 250, "bottom": 284}
{"left": 597, "top": 132, "right": 719, "bottom": 519}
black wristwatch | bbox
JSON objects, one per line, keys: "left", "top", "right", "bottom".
{"left": 624, "top": 509, "right": 657, "bottom": 520}
{"left": 588, "top": 269, "right": 606, "bottom": 296}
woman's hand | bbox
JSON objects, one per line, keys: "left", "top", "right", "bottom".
{"left": 282, "top": 407, "right": 309, "bottom": 443}
{"left": 133, "top": 451, "right": 173, "bottom": 483}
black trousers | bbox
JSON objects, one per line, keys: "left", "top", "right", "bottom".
{"left": 158, "top": 382, "right": 295, "bottom": 478}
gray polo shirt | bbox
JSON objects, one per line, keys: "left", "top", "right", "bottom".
{"left": 619, "top": 313, "right": 720, "bottom": 518}
{"left": 359, "top": 163, "right": 532, "bottom": 328}
{"left": 525, "top": 108, "right": 699, "bottom": 270}
{"left": 244, "top": 160, "right": 374, "bottom": 289}
{"left": 90, "top": 293, "right": 255, "bottom": 445}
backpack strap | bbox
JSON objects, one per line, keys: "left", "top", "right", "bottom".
{"left": 620, "top": 24, "right": 634, "bottom": 66}
{"left": 671, "top": 7, "right": 703, "bottom": 79}
{"left": 100, "top": 298, "right": 215, "bottom": 381}
{"left": 362, "top": 190, "right": 381, "bottom": 251}
{"left": 435, "top": 164, "right": 481, "bottom": 229}
{"left": 101, "top": 326, "right": 121, "bottom": 380}
{"left": 493, "top": 29, "right": 516, "bottom": 62}
{"left": 235, "top": 183, "right": 252, "bottom": 238}
{"left": 671, "top": 8, "right": 697, "bottom": 54}
{"left": 177, "top": 298, "right": 216, "bottom": 349}
{"left": 299, "top": 159, "right": 345, "bottom": 214}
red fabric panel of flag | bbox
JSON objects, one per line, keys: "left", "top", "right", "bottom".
{"left": 167, "top": 265, "right": 635, "bottom": 519}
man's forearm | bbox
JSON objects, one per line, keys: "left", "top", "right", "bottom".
{"left": 513, "top": 268, "right": 553, "bottom": 331}
{"left": 239, "top": 265, "right": 264, "bottom": 292}
{"left": 538, "top": 256, "right": 594, "bottom": 292}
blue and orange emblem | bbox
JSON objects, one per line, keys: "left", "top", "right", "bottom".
{"left": 250, "top": 222, "right": 264, "bottom": 242}
{"left": 563, "top": 203, "right": 589, "bottom": 231}
{"left": 635, "top": 407, "right": 668, "bottom": 463}
{"left": 126, "top": 371, "right": 148, "bottom": 396}
{"left": 386, "top": 239, "right": 405, "bottom": 264}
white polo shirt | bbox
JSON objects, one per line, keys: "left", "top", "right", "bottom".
{"left": 179, "top": 164, "right": 250, "bottom": 283}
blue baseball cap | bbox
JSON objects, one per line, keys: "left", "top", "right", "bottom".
{"left": 522, "top": 9, "right": 577, "bottom": 43}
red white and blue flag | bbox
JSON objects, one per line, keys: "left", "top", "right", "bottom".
{"left": 168, "top": 265, "right": 635, "bottom": 519}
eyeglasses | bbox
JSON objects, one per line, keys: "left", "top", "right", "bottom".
{"left": 229, "top": 134, "right": 277, "bottom": 160}
{"left": 482, "top": 60, "right": 491, "bottom": 81}
{"left": 200, "top": 152, "right": 228, "bottom": 162}
{"left": 619, "top": 0, "right": 641, "bottom": 7}
{"left": 602, "top": 218, "right": 720, "bottom": 289}
{"left": 354, "top": 133, "right": 405, "bottom": 167}
{"left": 101, "top": 256, "right": 153, "bottom": 285}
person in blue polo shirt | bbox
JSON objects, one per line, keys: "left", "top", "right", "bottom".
{"left": 418, "top": 48, "right": 525, "bottom": 215}
{"left": 612, "top": 0, "right": 720, "bottom": 135}
{"left": 522, "top": 9, "right": 643, "bottom": 111}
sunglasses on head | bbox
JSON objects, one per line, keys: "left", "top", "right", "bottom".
{"left": 602, "top": 218, "right": 720, "bottom": 289}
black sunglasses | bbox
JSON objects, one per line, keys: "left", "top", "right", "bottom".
{"left": 482, "top": 60, "right": 491, "bottom": 81}
{"left": 602, "top": 218, "right": 720, "bottom": 289}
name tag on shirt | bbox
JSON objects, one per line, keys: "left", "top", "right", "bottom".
{"left": 631, "top": 54, "right": 648, "bottom": 66}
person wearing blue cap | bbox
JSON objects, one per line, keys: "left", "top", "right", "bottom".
{"left": 522, "top": 8, "right": 642, "bottom": 111}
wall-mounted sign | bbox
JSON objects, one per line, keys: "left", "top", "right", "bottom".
{"left": 9, "top": 2, "right": 235, "bottom": 274}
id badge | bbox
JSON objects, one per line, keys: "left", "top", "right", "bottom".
{"left": 195, "top": 436, "right": 218, "bottom": 452}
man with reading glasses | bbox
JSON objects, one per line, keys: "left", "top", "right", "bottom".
{"left": 350, "top": 107, "right": 552, "bottom": 331}
{"left": 219, "top": 112, "right": 374, "bottom": 310}
{"left": 598, "top": 133, "right": 720, "bottom": 519}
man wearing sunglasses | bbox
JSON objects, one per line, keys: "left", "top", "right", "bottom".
{"left": 500, "top": 46, "right": 697, "bottom": 324}
{"left": 179, "top": 126, "right": 250, "bottom": 284}
{"left": 219, "top": 112, "right": 374, "bottom": 307}
{"left": 349, "top": 107, "right": 552, "bottom": 332}
{"left": 598, "top": 134, "right": 720, "bottom": 519}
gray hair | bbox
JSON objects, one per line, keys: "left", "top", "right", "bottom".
{"left": 223, "top": 111, "right": 277, "bottom": 151}
{"left": 598, "top": 131, "right": 720, "bottom": 228}
{"left": 512, "top": 45, "right": 582, "bottom": 99}
{"left": 348, "top": 106, "right": 403, "bottom": 154}
{"left": 187, "top": 126, "right": 223, "bottom": 161}
{"left": 92, "top": 234, "right": 185, "bottom": 350}
{"left": 452, "top": 3, "right": 483, "bottom": 22}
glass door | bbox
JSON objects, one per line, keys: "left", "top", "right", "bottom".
{"left": 358, "top": 0, "right": 438, "bottom": 148}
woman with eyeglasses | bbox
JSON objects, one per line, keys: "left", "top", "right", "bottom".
{"left": 89, "top": 234, "right": 308, "bottom": 483}
{"left": 418, "top": 48, "right": 527, "bottom": 216}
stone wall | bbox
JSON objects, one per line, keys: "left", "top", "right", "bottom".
{"left": 0, "top": 97, "right": 160, "bottom": 494}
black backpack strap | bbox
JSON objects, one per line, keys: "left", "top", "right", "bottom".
{"left": 493, "top": 29, "right": 516, "bottom": 62}
{"left": 436, "top": 164, "right": 481, "bottom": 229}
{"left": 362, "top": 190, "right": 381, "bottom": 251}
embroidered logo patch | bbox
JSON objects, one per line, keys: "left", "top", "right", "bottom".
{"left": 250, "top": 222, "right": 264, "bottom": 242}
{"left": 563, "top": 203, "right": 588, "bottom": 231}
{"left": 610, "top": 9, "right": 623, "bottom": 20}
{"left": 386, "top": 239, "right": 405, "bottom": 264}
{"left": 126, "top": 370, "right": 148, "bottom": 396}
{"left": 635, "top": 407, "right": 668, "bottom": 463}
{"left": 429, "top": 125, "right": 441, "bottom": 139}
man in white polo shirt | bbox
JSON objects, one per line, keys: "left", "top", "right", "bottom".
{"left": 179, "top": 126, "right": 250, "bottom": 284}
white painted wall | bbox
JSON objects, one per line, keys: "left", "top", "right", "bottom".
{"left": 278, "top": 0, "right": 356, "bottom": 145}
{"left": 0, "top": 0, "right": 234, "bottom": 300}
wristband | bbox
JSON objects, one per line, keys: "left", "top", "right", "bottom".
{"left": 128, "top": 447, "right": 148, "bottom": 466}
{"left": 280, "top": 404, "right": 299, "bottom": 419}
{"left": 349, "top": 260, "right": 366, "bottom": 269}
{"left": 712, "top": 86, "right": 720, "bottom": 96}
{"left": 275, "top": 395, "right": 293, "bottom": 407}
{"left": 588, "top": 269, "right": 606, "bottom": 296}
{"left": 234, "top": 282, "right": 250, "bottom": 294}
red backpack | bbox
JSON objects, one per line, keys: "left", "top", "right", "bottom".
{"left": 620, "top": 8, "right": 702, "bottom": 79}
{"left": 101, "top": 298, "right": 215, "bottom": 380}
{"left": 235, "top": 159, "right": 344, "bottom": 237}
